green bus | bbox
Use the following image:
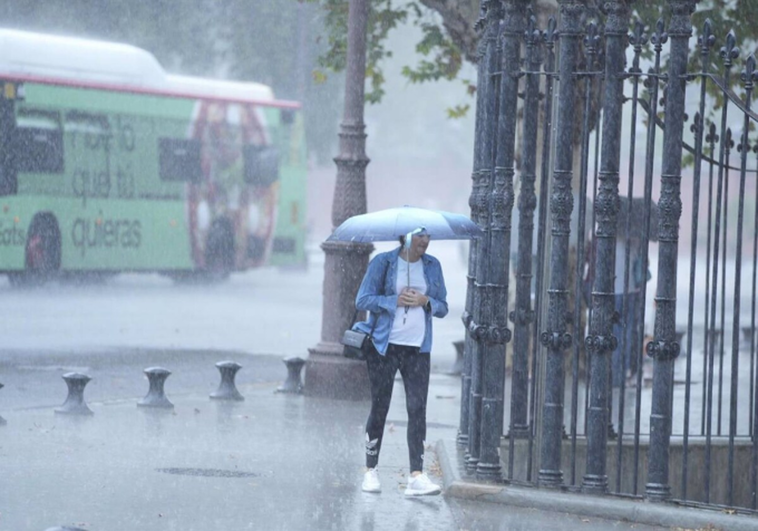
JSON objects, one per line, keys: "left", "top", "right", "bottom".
{"left": 0, "top": 29, "right": 307, "bottom": 284}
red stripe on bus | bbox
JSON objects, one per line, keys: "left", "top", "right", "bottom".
{"left": 0, "top": 72, "right": 301, "bottom": 109}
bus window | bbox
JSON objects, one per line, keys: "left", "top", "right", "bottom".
{"left": 159, "top": 138, "right": 202, "bottom": 183}
{"left": 64, "top": 110, "right": 110, "bottom": 138}
{"left": 243, "top": 144, "right": 279, "bottom": 187}
{"left": 14, "top": 108, "right": 64, "bottom": 174}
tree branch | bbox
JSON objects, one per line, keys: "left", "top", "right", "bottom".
{"left": 418, "top": 0, "right": 479, "bottom": 63}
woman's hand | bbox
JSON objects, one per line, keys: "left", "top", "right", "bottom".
{"left": 398, "top": 288, "right": 428, "bottom": 308}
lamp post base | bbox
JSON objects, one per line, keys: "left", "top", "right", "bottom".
{"left": 305, "top": 342, "right": 371, "bottom": 400}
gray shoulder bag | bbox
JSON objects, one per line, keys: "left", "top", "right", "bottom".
{"left": 341, "top": 259, "right": 389, "bottom": 360}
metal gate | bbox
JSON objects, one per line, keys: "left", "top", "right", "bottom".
{"left": 459, "top": 0, "right": 758, "bottom": 513}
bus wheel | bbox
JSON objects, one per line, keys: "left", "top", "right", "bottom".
{"left": 22, "top": 214, "right": 62, "bottom": 285}
{"left": 204, "top": 219, "right": 235, "bottom": 281}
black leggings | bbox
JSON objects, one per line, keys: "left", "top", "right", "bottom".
{"left": 365, "top": 343, "right": 430, "bottom": 473}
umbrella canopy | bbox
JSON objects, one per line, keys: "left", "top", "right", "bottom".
{"left": 327, "top": 206, "right": 482, "bottom": 243}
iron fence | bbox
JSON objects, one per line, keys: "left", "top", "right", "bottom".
{"left": 461, "top": 0, "right": 758, "bottom": 513}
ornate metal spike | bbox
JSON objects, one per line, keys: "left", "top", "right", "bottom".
{"left": 651, "top": 18, "right": 668, "bottom": 51}
{"left": 725, "top": 127, "right": 735, "bottom": 151}
{"left": 584, "top": 21, "right": 600, "bottom": 55}
{"left": 629, "top": 19, "right": 648, "bottom": 49}
{"left": 699, "top": 18, "right": 716, "bottom": 55}
{"left": 741, "top": 54, "right": 758, "bottom": 88}
{"left": 690, "top": 111, "right": 701, "bottom": 134}
{"left": 705, "top": 121, "right": 719, "bottom": 144}
{"left": 543, "top": 16, "right": 558, "bottom": 47}
{"left": 524, "top": 15, "right": 541, "bottom": 46}
{"left": 720, "top": 30, "right": 740, "bottom": 67}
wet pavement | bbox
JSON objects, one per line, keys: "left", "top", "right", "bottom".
{"left": 0, "top": 350, "right": 671, "bottom": 531}
{"left": 0, "top": 373, "right": 454, "bottom": 530}
{"left": 0, "top": 242, "right": 745, "bottom": 529}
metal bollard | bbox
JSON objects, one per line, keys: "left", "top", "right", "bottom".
{"left": 0, "top": 382, "right": 6, "bottom": 426}
{"left": 210, "top": 361, "right": 244, "bottom": 401}
{"left": 277, "top": 357, "right": 305, "bottom": 394}
{"left": 55, "top": 372, "right": 94, "bottom": 416}
{"left": 447, "top": 340, "right": 464, "bottom": 376}
{"left": 137, "top": 367, "right": 174, "bottom": 409}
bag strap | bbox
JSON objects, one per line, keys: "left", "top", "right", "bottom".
{"left": 350, "top": 256, "right": 390, "bottom": 335}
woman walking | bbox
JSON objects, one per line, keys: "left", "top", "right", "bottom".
{"left": 352, "top": 227, "right": 448, "bottom": 496}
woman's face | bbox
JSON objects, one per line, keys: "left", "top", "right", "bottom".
{"left": 409, "top": 233, "right": 431, "bottom": 257}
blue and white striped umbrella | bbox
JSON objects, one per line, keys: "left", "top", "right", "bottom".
{"left": 327, "top": 206, "right": 482, "bottom": 243}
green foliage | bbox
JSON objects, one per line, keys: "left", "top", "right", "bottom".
{"left": 307, "top": 0, "right": 465, "bottom": 108}
{"left": 446, "top": 104, "right": 470, "bottom": 119}
{"left": 307, "top": 0, "right": 411, "bottom": 103}
{"left": 402, "top": 23, "right": 462, "bottom": 83}
{"left": 309, "top": 0, "right": 758, "bottom": 122}
{"left": 633, "top": 1, "right": 758, "bottom": 112}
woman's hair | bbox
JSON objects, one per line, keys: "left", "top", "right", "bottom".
{"left": 399, "top": 228, "right": 428, "bottom": 247}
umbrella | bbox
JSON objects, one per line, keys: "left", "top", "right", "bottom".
{"left": 328, "top": 205, "right": 482, "bottom": 325}
{"left": 327, "top": 206, "right": 482, "bottom": 243}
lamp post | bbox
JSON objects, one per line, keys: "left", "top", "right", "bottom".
{"left": 305, "top": 0, "right": 373, "bottom": 400}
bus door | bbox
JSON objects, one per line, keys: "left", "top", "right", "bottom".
{"left": 0, "top": 82, "right": 65, "bottom": 197}
{"left": 0, "top": 82, "right": 18, "bottom": 196}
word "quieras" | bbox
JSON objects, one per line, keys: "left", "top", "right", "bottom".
{"left": 71, "top": 216, "right": 142, "bottom": 257}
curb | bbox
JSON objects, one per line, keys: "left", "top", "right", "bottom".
{"left": 436, "top": 439, "right": 758, "bottom": 531}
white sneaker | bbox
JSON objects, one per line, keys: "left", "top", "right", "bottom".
{"left": 362, "top": 468, "right": 381, "bottom": 493}
{"left": 404, "top": 473, "right": 441, "bottom": 496}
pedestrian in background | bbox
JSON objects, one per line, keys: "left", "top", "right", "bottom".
{"left": 353, "top": 227, "right": 448, "bottom": 496}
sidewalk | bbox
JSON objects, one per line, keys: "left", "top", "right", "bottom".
{"left": 0, "top": 377, "right": 458, "bottom": 531}
{"left": 1, "top": 355, "right": 671, "bottom": 531}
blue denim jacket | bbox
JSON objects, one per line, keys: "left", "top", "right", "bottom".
{"left": 353, "top": 247, "right": 448, "bottom": 355}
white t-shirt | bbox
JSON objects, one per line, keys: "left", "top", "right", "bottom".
{"left": 390, "top": 256, "right": 427, "bottom": 347}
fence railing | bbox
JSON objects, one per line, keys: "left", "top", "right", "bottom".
{"left": 460, "top": 0, "right": 758, "bottom": 513}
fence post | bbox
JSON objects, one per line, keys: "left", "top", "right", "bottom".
{"left": 509, "top": 12, "right": 542, "bottom": 479}
{"left": 646, "top": 0, "right": 697, "bottom": 502}
{"left": 538, "top": 0, "right": 585, "bottom": 488}
{"left": 467, "top": 0, "right": 503, "bottom": 474}
{"left": 459, "top": 1, "right": 490, "bottom": 450}
{"left": 582, "top": 0, "right": 631, "bottom": 494}
{"left": 477, "top": 0, "right": 527, "bottom": 482}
